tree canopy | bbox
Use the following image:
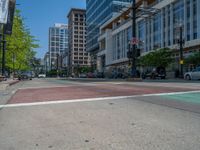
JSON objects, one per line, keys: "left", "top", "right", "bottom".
{"left": 138, "top": 48, "right": 173, "bottom": 68}
{"left": 2, "top": 10, "right": 39, "bottom": 72}
{"left": 185, "top": 51, "right": 200, "bottom": 67}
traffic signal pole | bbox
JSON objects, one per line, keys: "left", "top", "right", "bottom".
{"left": 131, "top": 0, "right": 136, "bottom": 77}
{"left": 179, "top": 26, "right": 184, "bottom": 78}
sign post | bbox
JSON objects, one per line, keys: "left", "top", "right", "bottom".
{"left": 0, "top": 0, "right": 16, "bottom": 76}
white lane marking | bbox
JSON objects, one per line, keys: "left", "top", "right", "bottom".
{"left": 0, "top": 90, "right": 200, "bottom": 108}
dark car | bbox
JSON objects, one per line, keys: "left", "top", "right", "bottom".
{"left": 95, "top": 72, "right": 104, "bottom": 78}
{"left": 142, "top": 67, "right": 166, "bottom": 79}
{"left": 18, "top": 72, "right": 32, "bottom": 80}
{"left": 87, "top": 72, "right": 96, "bottom": 78}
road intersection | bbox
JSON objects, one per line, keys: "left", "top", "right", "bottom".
{"left": 0, "top": 78, "right": 200, "bottom": 150}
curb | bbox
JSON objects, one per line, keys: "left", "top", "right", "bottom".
{"left": 9, "top": 80, "right": 20, "bottom": 86}
{"left": 126, "top": 78, "right": 143, "bottom": 82}
{"left": 0, "top": 80, "right": 20, "bottom": 91}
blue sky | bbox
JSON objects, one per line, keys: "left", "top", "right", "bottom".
{"left": 17, "top": 0, "right": 86, "bottom": 58}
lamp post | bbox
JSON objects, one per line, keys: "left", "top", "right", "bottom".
{"left": 0, "top": 25, "right": 6, "bottom": 76}
{"left": 56, "top": 53, "right": 59, "bottom": 78}
{"left": 2, "top": 29, "right": 6, "bottom": 76}
{"left": 176, "top": 23, "right": 184, "bottom": 78}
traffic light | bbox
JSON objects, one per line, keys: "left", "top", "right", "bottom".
{"left": 127, "top": 51, "right": 132, "bottom": 59}
{"left": 127, "top": 49, "right": 141, "bottom": 59}
{"left": 136, "top": 48, "right": 141, "bottom": 57}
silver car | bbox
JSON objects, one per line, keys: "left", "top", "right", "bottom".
{"left": 184, "top": 67, "right": 200, "bottom": 80}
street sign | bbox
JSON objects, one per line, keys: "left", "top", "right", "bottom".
{"left": 0, "top": 0, "right": 9, "bottom": 24}
{"left": 131, "top": 37, "right": 139, "bottom": 45}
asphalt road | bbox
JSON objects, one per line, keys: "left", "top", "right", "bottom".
{"left": 0, "top": 78, "right": 200, "bottom": 150}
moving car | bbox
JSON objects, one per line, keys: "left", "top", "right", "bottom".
{"left": 184, "top": 67, "right": 200, "bottom": 80}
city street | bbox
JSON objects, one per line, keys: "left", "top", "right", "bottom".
{"left": 0, "top": 78, "right": 200, "bottom": 150}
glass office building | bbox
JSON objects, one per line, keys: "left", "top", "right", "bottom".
{"left": 86, "top": 0, "right": 132, "bottom": 54}
{"left": 49, "top": 24, "right": 68, "bottom": 70}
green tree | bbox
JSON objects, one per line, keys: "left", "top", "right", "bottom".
{"left": 4, "top": 10, "right": 39, "bottom": 72}
{"left": 138, "top": 48, "right": 173, "bottom": 68}
{"left": 185, "top": 52, "right": 200, "bottom": 67}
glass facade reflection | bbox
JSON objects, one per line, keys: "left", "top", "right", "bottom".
{"left": 86, "top": 0, "right": 132, "bottom": 53}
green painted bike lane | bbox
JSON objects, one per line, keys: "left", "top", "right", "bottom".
{"left": 161, "top": 92, "right": 200, "bottom": 104}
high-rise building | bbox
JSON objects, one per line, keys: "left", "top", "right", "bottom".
{"left": 48, "top": 23, "right": 68, "bottom": 70}
{"left": 86, "top": 0, "right": 132, "bottom": 67}
{"left": 68, "top": 8, "right": 90, "bottom": 75}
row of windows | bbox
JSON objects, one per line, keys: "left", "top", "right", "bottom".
{"left": 74, "top": 35, "right": 86, "bottom": 39}
{"left": 73, "top": 61, "right": 88, "bottom": 65}
{"left": 73, "top": 57, "right": 88, "bottom": 60}
{"left": 73, "top": 44, "right": 85, "bottom": 47}
{"left": 137, "top": 0, "right": 198, "bottom": 52}
{"left": 73, "top": 40, "right": 85, "bottom": 43}
{"left": 74, "top": 14, "right": 85, "bottom": 18}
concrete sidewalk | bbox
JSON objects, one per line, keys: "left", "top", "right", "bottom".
{"left": 0, "top": 79, "right": 19, "bottom": 91}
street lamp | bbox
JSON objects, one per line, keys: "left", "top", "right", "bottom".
{"left": 56, "top": 53, "right": 59, "bottom": 78}
{"left": 176, "top": 22, "right": 184, "bottom": 78}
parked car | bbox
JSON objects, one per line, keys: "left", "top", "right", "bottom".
{"left": 95, "top": 72, "right": 104, "bottom": 78}
{"left": 184, "top": 67, "right": 200, "bottom": 80}
{"left": 87, "top": 72, "right": 96, "bottom": 78}
{"left": 18, "top": 72, "right": 32, "bottom": 80}
{"left": 79, "top": 73, "right": 87, "bottom": 78}
{"left": 142, "top": 67, "right": 166, "bottom": 79}
{"left": 38, "top": 74, "right": 46, "bottom": 78}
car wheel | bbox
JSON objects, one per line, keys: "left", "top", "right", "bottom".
{"left": 186, "top": 75, "right": 191, "bottom": 80}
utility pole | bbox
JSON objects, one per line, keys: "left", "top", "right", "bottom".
{"left": 131, "top": 0, "right": 136, "bottom": 77}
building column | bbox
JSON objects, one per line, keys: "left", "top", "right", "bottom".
{"left": 146, "top": 20, "right": 150, "bottom": 52}
{"left": 190, "top": 0, "right": 194, "bottom": 40}
{"left": 161, "top": 8, "right": 164, "bottom": 48}
{"left": 184, "top": 0, "right": 187, "bottom": 40}
{"left": 144, "top": 19, "right": 147, "bottom": 52}
{"left": 165, "top": 7, "right": 169, "bottom": 47}
{"left": 170, "top": 3, "right": 173, "bottom": 46}
{"left": 150, "top": 20, "right": 154, "bottom": 50}
{"left": 197, "top": 0, "right": 200, "bottom": 38}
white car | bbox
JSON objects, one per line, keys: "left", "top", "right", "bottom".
{"left": 184, "top": 67, "right": 200, "bottom": 80}
{"left": 38, "top": 74, "right": 46, "bottom": 78}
